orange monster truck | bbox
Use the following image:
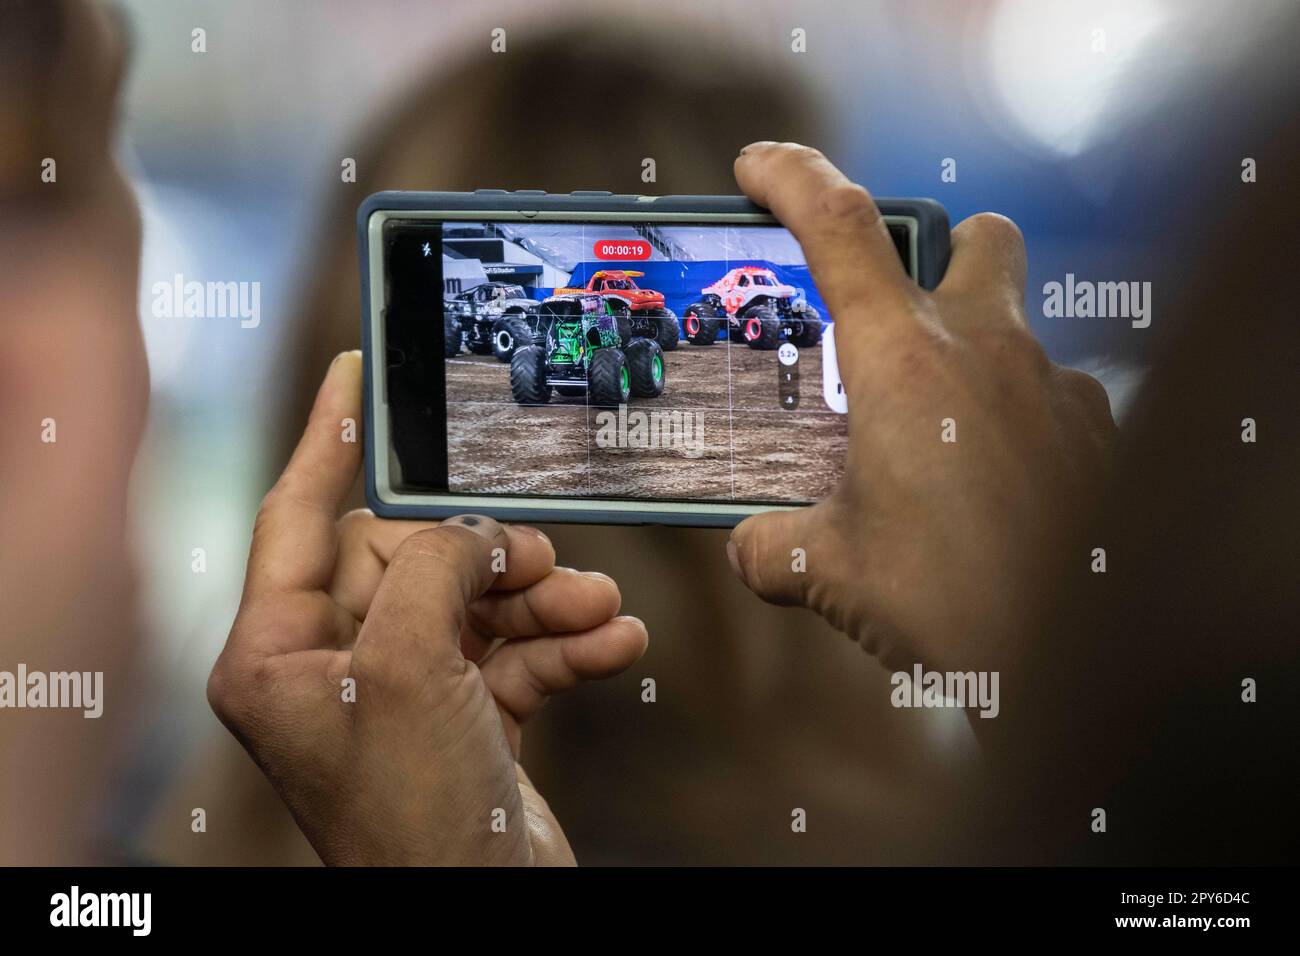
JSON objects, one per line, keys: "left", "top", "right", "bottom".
{"left": 554, "top": 270, "right": 680, "bottom": 351}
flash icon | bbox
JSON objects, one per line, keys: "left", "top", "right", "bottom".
{"left": 422, "top": 242, "right": 432, "bottom": 256}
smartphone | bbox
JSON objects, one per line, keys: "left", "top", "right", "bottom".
{"left": 360, "top": 190, "right": 949, "bottom": 527}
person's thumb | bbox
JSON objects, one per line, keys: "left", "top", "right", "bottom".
{"left": 726, "top": 506, "right": 822, "bottom": 607}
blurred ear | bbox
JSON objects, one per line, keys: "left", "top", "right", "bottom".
{"left": 0, "top": 0, "right": 129, "bottom": 204}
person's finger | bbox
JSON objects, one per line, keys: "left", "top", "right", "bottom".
{"left": 489, "top": 526, "right": 557, "bottom": 590}
{"left": 222, "top": 353, "right": 363, "bottom": 660}
{"left": 465, "top": 568, "right": 621, "bottom": 646}
{"left": 330, "top": 513, "right": 556, "bottom": 624}
{"left": 934, "top": 212, "right": 1028, "bottom": 319}
{"left": 329, "top": 512, "right": 441, "bottom": 624}
{"left": 726, "top": 505, "right": 821, "bottom": 607}
{"left": 349, "top": 516, "right": 506, "bottom": 692}
{"left": 733, "top": 142, "right": 915, "bottom": 331}
{"left": 480, "top": 615, "right": 648, "bottom": 746}
{"left": 243, "top": 351, "right": 362, "bottom": 603}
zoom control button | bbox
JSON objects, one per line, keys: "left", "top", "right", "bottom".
{"left": 777, "top": 342, "right": 800, "bottom": 410}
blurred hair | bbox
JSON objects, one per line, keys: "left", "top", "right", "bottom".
{"left": 278, "top": 20, "right": 824, "bottom": 458}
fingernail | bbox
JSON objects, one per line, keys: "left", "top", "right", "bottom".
{"left": 513, "top": 524, "right": 552, "bottom": 547}
{"left": 581, "top": 570, "right": 616, "bottom": 587}
{"left": 329, "top": 349, "right": 361, "bottom": 370}
{"left": 739, "top": 141, "right": 777, "bottom": 156}
{"left": 444, "top": 514, "right": 503, "bottom": 539}
{"left": 726, "top": 538, "right": 745, "bottom": 582}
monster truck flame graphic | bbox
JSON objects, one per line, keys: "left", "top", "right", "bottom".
{"left": 555, "top": 270, "right": 665, "bottom": 311}
{"left": 554, "top": 270, "right": 680, "bottom": 351}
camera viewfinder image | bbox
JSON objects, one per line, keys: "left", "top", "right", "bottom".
{"left": 433, "top": 221, "right": 850, "bottom": 503}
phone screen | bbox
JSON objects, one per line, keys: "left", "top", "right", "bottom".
{"left": 381, "top": 216, "right": 912, "bottom": 506}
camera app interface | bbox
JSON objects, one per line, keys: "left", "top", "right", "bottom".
{"left": 386, "top": 218, "right": 898, "bottom": 505}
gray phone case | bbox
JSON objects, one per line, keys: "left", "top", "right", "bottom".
{"left": 360, "top": 190, "right": 949, "bottom": 527}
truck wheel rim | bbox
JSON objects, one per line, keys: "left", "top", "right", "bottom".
{"left": 652, "top": 356, "right": 662, "bottom": 381}
{"left": 745, "top": 318, "right": 761, "bottom": 340}
{"left": 495, "top": 331, "right": 512, "bottom": 352}
{"left": 685, "top": 315, "right": 699, "bottom": 336}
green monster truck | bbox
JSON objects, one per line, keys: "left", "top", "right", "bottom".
{"left": 510, "top": 292, "right": 665, "bottom": 407}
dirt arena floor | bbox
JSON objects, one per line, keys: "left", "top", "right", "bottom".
{"left": 445, "top": 339, "right": 847, "bottom": 503}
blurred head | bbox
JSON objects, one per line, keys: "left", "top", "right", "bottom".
{"left": 0, "top": 0, "right": 149, "bottom": 862}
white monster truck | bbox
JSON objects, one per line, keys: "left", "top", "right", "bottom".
{"left": 681, "top": 266, "right": 822, "bottom": 350}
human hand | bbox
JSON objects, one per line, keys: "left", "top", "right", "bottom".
{"left": 726, "top": 143, "right": 1115, "bottom": 680}
{"left": 208, "top": 352, "right": 647, "bottom": 865}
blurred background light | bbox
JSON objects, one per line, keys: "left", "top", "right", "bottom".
{"left": 982, "top": 0, "right": 1168, "bottom": 158}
